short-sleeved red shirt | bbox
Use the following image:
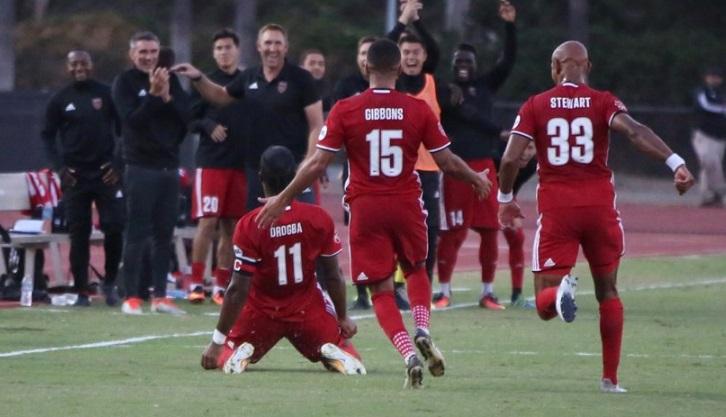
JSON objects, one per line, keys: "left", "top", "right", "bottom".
{"left": 511, "top": 82, "right": 628, "bottom": 210}
{"left": 317, "top": 88, "right": 450, "bottom": 201}
{"left": 232, "top": 201, "right": 342, "bottom": 319}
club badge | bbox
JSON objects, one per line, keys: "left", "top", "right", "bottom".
{"left": 277, "top": 81, "right": 288, "bottom": 94}
{"left": 92, "top": 98, "right": 103, "bottom": 110}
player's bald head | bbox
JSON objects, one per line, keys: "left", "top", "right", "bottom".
{"left": 550, "top": 41, "right": 591, "bottom": 84}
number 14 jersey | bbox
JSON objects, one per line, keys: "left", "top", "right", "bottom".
{"left": 318, "top": 88, "right": 450, "bottom": 201}
{"left": 511, "top": 82, "right": 629, "bottom": 211}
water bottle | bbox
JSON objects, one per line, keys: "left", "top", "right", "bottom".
{"left": 20, "top": 275, "right": 33, "bottom": 307}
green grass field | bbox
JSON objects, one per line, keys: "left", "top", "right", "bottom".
{"left": 2, "top": 254, "right": 726, "bottom": 417}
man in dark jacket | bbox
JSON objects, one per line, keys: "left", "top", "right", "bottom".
{"left": 41, "top": 50, "right": 124, "bottom": 307}
{"left": 112, "top": 31, "right": 191, "bottom": 315}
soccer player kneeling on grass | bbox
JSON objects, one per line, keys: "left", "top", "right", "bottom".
{"left": 200, "top": 146, "right": 365, "bottom": 376}
{"left": 498, "top": 41, "right": 695, "bottom": 393}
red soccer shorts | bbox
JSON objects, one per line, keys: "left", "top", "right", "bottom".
{"left": 440, "top": 158, "right": 499, "bottom": 230}
{"left": 532, "top": 205, "right": 625, "bottom": 276}
{"left": 191, "top": 168, "right": 247, "bottom": 219}
{"left": 347, "top": 194, "right": 428, "bottom": 284}
{"left": 226, "top": 293, "right": 342, "bottom": 363}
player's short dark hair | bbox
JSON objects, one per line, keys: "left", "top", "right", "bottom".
{"left": 212, "top": 28, "right": 240, "bottom": 46}
{"left": 259, "top": 146, "right": 297, "bottom": 195}
{"left": 299, "top": 48, "right": 324, "bottom": 64}
{"left": 129, "top": 31, "right": 159, "bottom": 49}
{"left": 358, "top": 36, "right": 377, "bottom": 50}
{"left": 398, "top": 32, "right": 423, "bottom": 48}
{"left": 366, "top": 39, "right": 401, "bottom": 74}
{"left": 455, "top": 43, "right": 477, "bottom": 56}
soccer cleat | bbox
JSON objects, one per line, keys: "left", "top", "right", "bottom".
{"left": 403, "top": 355, "right": 424, "bottom": 389}
{"left": 102, "top": 283, "right": 119, "bottom": 307}
{"left": 600, "top": 378, "right": 627, "bottom": 393}
{"left": 555, "top": 275, "right": 578, "bottom": 323}
{"left": 211, "top": 289, "right": 225, "bottom": 306}
{"left": 121, "top": 297, "right": 143, "bottom": 315}
{"left": 188, "top": 286, "right": 206, "bottom": 304}
{"left": 73, "top": 294, "right": 91, "bottom": 307}
{"left": 348, "top": 296, "right": 371, "bottom": 311}
{"left": 223, "top": 342, "right": 254, "bottom": 374}
{"left": 479, "top": 294, "right": 506, "bottom": 310}
{"left": 510, "top": 295, "right": 535, "bottom": 309}
{"left": 431, "top": 293, "right": 451, "bottom": 309}
{"left": 151, "top": 297, "right": 186, "bottom": 315}
{"left": 320, "top": 343, "right": 367, "bottom": 375}
{"left": 414, "top": 329, "right": 445, "bottom": 377}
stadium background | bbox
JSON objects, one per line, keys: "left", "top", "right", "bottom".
{"left": 1, "top": 0, "right": 724, "bottom": 174}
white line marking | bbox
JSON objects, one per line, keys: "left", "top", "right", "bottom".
{"left": 2, "top": 277, "right": 725, "bottom": 358}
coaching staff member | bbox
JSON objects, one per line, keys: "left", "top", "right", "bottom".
{"left": 41, "top": 50, "right": 124, "bottom": 307}
{"left": 112, "top": 31, "right": 191, "bottom": 315}
{"left": 173, "top": 23, "right": 324, "bottom": 208}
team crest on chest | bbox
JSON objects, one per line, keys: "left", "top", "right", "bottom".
{"left": 468, "top": 86, "right": 477, "bottom": 96}
{"left": 277, "top": 81, "right": 288, "bottom": 94}
{"left": 92, "top": 98, "right": 103, "bottom": 110}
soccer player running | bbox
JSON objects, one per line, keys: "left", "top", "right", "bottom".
{"left": 498, "top": 41, "right": 695, "bottom": 393}
{"left": 187, "top": 29, "right": 249, "bottom": 305}
{"left": 256, "top": 39, "right": 492, "bottom": 389}
{"left": 201, "top": 146, "right": 365, "bottom": 376}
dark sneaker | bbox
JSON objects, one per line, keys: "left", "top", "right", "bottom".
{"left": 414, "top": 329, "right": 445, "bottom": 377}
{"left": 73, "top": 294, "right": 91, "bottom": 307}
{"left": 349, "top": 296, "right": 371, "bottom": 311}
{"left": 404, "top": 355, "right": 424, "bottom": 389}
{"left": 102, "top": 283, "right": 119, "bottom": 307}
{"left": 555, "top": 275, "right": 578, "bottom": 323}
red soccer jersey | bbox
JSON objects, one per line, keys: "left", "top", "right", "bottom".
{"left": 511, "top": 82, "right": 628, "bottom": 210}
{"left": 232, "top": 201, "right": 342, "bottom": 320}
{"left": 317, "top": 88, "right": 450, "bottom": 200}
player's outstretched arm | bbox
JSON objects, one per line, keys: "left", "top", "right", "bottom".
{"left": 497, "top": 133, "right": 529, "bottom": 227}
{"left": 201, "top": 272, "right": 251, "bottom": 370}
{"left": 432, "top": 148, "right": 492, "bottom": 198}
{"left": 318, "top": 255, "right": 357, "bottom": 339}
{"left": 610, "top": 113, "right": 695, "bottom": 195}
{"left": 256, "top": 149, "right": 336, "bottom": 228}
{"left": 171, "top": 63, "right": 234, "bottom": 107}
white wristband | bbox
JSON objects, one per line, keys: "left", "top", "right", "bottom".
{"left": 497, "top": 190, "right": 514, "bottom": 203}
{"left": 665, "top": 153, "right": 685, "bottom": 172}
{"left": 212, "top": 329, "right": 226, "bottom": 345}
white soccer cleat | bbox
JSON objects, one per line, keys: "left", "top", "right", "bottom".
{"left": 223, "top": 342, "right": 254, "bottom": 374}
{"left": 555, "top": 274, "right": 578, "bottom": 323}
{"left": 600, "top": 378, "right": 628, "bottom": 393}
{"left": 320, "top": 343, "right": 367, "bottom": 375}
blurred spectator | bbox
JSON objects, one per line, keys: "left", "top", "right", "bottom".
{"left": 112, "top": 31, "right": 191, "bottom": 315}
{"left": 40, "top": 50, "right": 124, "bottom": 307}
{"left": 692, "top": 66, "right": 726, "bottom": 207}
{"left": 300, "top": 48, "right": 332, "bottom": 113}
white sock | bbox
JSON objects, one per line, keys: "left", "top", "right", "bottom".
{"left": 439, "top": 283, "right": 451, "bottom": 297}
{"left": 481, "top": 282, "right": 493, "bottom": 297}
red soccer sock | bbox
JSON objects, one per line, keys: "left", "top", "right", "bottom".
{"left": 405, "top": 267, "right": 432, "bottom": 331}
{"left": 535, "top": 287, "right": 558, "bottom": 320}
{"left": 503, "top": 227, "right": 525, "bottom": 291}
{"left": 599, "top": 297, "right": 624, "bottom": 384}
{"left": 371, "top": 291, "right": 416, "bottom": 361}
{"left": 214, "top": 267, "right": 231, "bottom": 289}
{"left": 437, "top": 228, "right": 468, "bottom": 284}
{"left": 476, "top": 228, "right": 498, "bottom": 283}
{"left": 338, "top": 338, "right": 362, "bottom": 361}
{"left": 191, "top": 262, "right": 206, "bottom": 286}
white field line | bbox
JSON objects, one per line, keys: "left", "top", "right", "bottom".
{"left": 2, "top": 277, "right": 725, "bottom": 359}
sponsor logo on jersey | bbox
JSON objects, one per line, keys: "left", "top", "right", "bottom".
{"left": 544, "top": 258, "right": 556, "bottom": 267}
{"left": 92, "top": 98, "right": 103, "bottom": 110}
{"left": 356, "top": 272, "right": 369, "bottom": 281}
{"left": 64, "top": 103, "right": 76, "bottom": 112}
{"left": 138, "top": 89, "right": 147, "bottom": 97}
{"left": 512, "top": 115, "right": 521, "bottom": 129}
{"left": 318, "top": 125, "right": 328, "bottom": 141}
{"left": 248, "top": 82, "right": 258, "bottom": 90}
{"left": 233, "top": 245, "right": 243, "bottom": 258}
{"left": 277, "top": 81, "right": 288, "bottom": 94}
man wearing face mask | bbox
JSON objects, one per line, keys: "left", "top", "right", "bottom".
{"left": 434, "top": 0, "right": 517, "bottom": 310}
{"left": 112, "top": 31, "right": 191, "bottom": 315}
{"left": 41, "top": 50, "right": 124, "bottom": 307}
